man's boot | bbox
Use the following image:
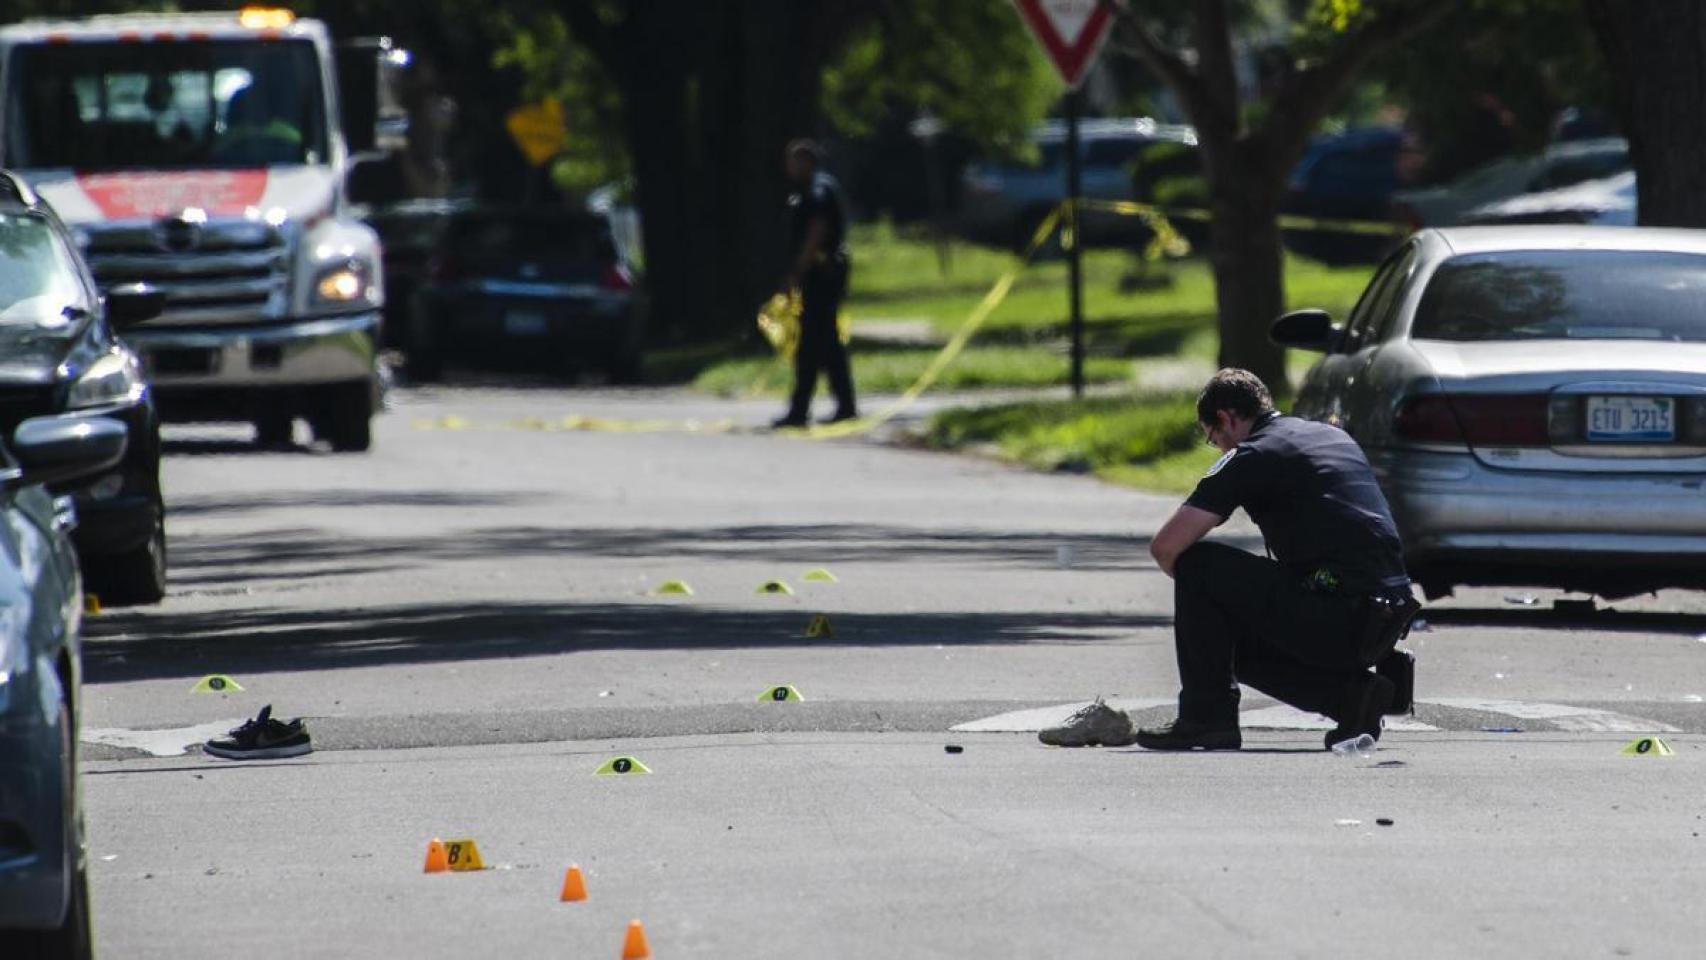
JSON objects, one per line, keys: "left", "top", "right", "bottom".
{"left": 1324, "top": 674, "right": 1395, "bottom": 751}
{"left": 1376, "top": 649, "right": 1415, "bottom": 715}
{"left": 1135, "top": 718, "right": 1241, "bottom": 751}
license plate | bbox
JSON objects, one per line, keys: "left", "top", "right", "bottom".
{"left": 1585, "top": 396, "right": 1674, "bottom": 441}
{"left": 502, "top": 310, "right": 548, "bottom": 336}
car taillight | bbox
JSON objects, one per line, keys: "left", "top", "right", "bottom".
{"left": 601, "top": 263, "right": 633, "bottom": 291}
{"left": 1394, "top": 394, "right": 1550, "bottom": 446}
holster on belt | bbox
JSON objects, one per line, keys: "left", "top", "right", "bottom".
{"left": 1354, "top": 591, "right": 1422, "bottom": 666}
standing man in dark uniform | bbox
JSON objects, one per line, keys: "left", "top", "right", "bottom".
{"left": 773, "top": 139, "right": 857, "bottom": 428}
{"left": 1040, "top": 369, "right": 1418, "bottom": 751}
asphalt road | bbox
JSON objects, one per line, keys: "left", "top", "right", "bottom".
{"left": 78, "top": 384, "right": 1706, "bottom": 958}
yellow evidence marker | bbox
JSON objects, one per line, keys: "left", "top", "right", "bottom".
{"left": 759, "top": 685, "right": 805, "bottom": 703}
{"left": 652, "top": 580, "right": 694, "bottom": 596}
{"left": 83, "top": 594, "right": 102, "bottom": 615}
{"left": 801, "top": 568, "right": 839, "bottom": 583}
{"left": 757, "top": 580, "right": 794, "bottom": 595}
{"left": 441, "top": 838, "right": 486, "bottom": 871}
{"left": 804, "top": 615, "right": 834, "bottom": 639}
{"left": 1620, "top": 736, "right": 1675, "bottom": 757}
{"left": 595, "top": 756, "right": 652, "bottom": 776}
{"left": 191, "top": 674, "right": 244, "bottom": 693}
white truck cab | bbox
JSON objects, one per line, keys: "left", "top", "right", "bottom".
{"left": 0, "top": 8, "right": 389, "bottom": 450}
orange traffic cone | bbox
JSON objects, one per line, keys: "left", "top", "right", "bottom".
{"left": 560, "top": 864, "right": 588, "bottom": 902}
{"left": 423, "top": 838, "right": 449, "bottom": 873}
{"left": 621, "top": 919, "right": 651, "bottom": 959}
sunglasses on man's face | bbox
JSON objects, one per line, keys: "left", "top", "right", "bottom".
{"left": 1201, "top": 420, "right": 1219, "bottom": 447}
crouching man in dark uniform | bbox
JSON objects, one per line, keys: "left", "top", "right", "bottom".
{"left": 1041, "top": 369, "right": 1418, "bottom": 751}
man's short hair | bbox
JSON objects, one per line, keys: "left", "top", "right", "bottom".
{"left": 1196, "top": 368, "right": 1275, "bottom": 425}
{"left": 786, "top": 138, "right": 824, "bottom": 163}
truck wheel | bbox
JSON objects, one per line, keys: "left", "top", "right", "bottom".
{"left": 312, "top": 381, "right": 373, "bottom": 453}
{"left": 83, "top": 521, "right": 167, "bottom": 607}
{"left": 253, "top": 413, "right": 294, "bottom": 448}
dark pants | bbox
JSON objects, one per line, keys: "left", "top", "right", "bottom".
{"left": 1172, "top": 541, "right": 1373, "bottom": 726}
{"left": 786, "top": 264, "right": 856, "bottom": 421}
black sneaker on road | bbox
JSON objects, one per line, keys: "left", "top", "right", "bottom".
{"left": 1134, "top": 718, "right": 1242, "bottom": 751}
{"left": 204, "top": 705, "right": 312, "bottom": 760}
{"left": 1324, "top": 675, "right": 1394, "bottom": 752}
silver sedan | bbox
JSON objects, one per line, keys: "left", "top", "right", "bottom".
{"left": 1273, "top": 226, "right": 1706, "bottom": 600}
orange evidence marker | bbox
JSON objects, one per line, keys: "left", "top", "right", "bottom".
{"left": 560, "top": 864, "right": 588, "bottom": 902}
{"left": 621, "top": 919, "right": 652, "bottom": 959}
{"left": 423, "top": 838, "right": 449, "bottom": 873}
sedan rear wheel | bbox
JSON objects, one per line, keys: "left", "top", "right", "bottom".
{"left": 0, "top": 703, "right": 93, "bottom": 960}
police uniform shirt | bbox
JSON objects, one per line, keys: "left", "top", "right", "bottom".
{"left": 1185, "top": 412, "right": 1409, "bottom": 592}
{"left": 788, "top": 170, "right": 849, "bottom": 268}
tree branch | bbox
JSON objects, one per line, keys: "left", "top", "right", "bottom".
{"left": 1106, "top": 0, "right": 1221, "bottom": 137}
{"left": 1191, "top": 0, "right": 1240, "bottom": 139}
{"left": 555, "top": 0, "right": 621, "bottom": 76}
{"left": 1264, "top": 0, "right": 1452, "bottom": 170}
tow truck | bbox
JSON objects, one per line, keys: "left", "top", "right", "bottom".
{"left": 0, "top": 7, "right": 403, "bottom": 450}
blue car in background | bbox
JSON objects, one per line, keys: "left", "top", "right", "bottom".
{"left": 0, "top": 414, "right": 130, "bottom": 959}
{"left": 1282, "top": 126, "right": 1413, "bottom": 265}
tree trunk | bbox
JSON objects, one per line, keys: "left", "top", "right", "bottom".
{"left": 1586, "top": 0, "right": 1706, "bottom": 227}
{"left": 1202, "top": 140, "right": 1287, "bottom": 393}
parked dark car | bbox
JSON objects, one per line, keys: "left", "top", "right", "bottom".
{"left": 402, "top": 207, "right": 646, "bottom": 382}
{"left": 359, "top": 198, "right": 472, "bottom": 355}
{"left": 1282, "top": 126, "right": 1412, "bottom": 265}
{"left": 958, "top": 118, "right": 1198, "bottom": 250}
{"left": 0, "top": 173, "right": 167, "bottom": 605}
{"left": 0, "top": 414, "right": 130, "bottom": 960}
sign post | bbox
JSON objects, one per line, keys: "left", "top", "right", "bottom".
{"left": 1011, "top": 1, "right": 1115, "bottom": 399}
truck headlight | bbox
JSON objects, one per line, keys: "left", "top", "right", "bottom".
{"left": 67, "top": 349, "right": 145, "bottom": 410}
{"left": 314, "top": 261, "right": 374, "bottom": 306}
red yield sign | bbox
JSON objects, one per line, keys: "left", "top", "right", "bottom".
{"left": 1012, "top": 0, "right": 1115, "bottom": 89}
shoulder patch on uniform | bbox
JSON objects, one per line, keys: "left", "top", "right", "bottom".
{"left": 1203, "top": 449, "right": 1236, "bottom": 478}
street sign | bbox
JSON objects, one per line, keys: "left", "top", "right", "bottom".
{"left": 505, "top": 98, "right": 567, "bottom": 167}
{"left": 1012, "top": 0, "right": 1115, "bottom": 89}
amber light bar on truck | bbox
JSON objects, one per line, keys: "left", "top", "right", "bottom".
{"left": 238, "top": 7, "right": 296, "bottom": 30}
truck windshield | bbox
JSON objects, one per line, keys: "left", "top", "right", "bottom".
{"left": 6, "top": 40, "right": 328, "bottom": 170}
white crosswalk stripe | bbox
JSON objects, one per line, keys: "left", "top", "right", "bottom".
{"left": 1427, "top": 698, "right": 1680, "bottom": 733}
{"left": 954, "top": 697, "right": 1679, "bottom": 734}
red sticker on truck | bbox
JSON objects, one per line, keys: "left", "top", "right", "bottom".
{"left": 75, "top": 170, "right": 269, "bottom": 219}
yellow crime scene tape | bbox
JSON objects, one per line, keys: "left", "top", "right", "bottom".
{"left": 414, "top": 199, "right": 1402, "bottom": 438}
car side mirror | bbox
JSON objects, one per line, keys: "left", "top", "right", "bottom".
{"left": 105, "top": 285, "right": 167, "bottom": 329}
{"left": 8, "top": 416, "right": 127, "bottom": 488}
{"left": 1270, "top": 308, "right": 1336, "bottom": 352}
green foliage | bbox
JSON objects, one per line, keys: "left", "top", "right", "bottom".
{"left": 491, "top": 12, "right": 628, "bottom": 196}
{"left": 820, "top": 0, "right": 1060, "bottom": 156}
{"left": 923, "top": 392, "right": 1218, "bottom": 492}
{"left": 1370, "top": 0, "right": 1611, "bottom": 179}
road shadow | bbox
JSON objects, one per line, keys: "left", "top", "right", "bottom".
{"left": 157, "top": 523, "right": 1261, "bottom": 591}
{"left": 1421, "top": 605, "right": 1706, "bottom": 636}
{"left": 166, "top": 489, "right": 543, "bottom": 519}
{"left": 82, "top": 601, "right": 1172, "bottom": 683}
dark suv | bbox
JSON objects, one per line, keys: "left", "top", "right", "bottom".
{"left": 0, "top": 172, "right": 167, "bottom": 604}
{"left": 391, "top": 207, "right": 645, "bottom": 381}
